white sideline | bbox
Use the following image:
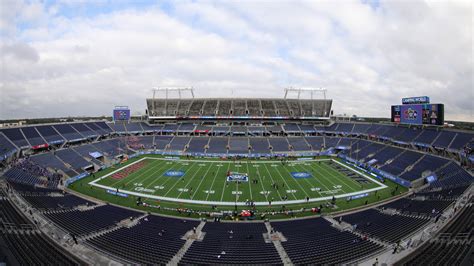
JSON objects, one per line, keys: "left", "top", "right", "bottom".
{"left": 89, "top": 158, "right": 387, "bottom": 206}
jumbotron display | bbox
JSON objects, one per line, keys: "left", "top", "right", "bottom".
{"left": 391, "top": 96, "right": 444, "bottom": 125}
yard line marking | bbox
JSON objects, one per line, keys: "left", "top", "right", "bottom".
{"left": 261, "top": 162, "right": 289, "bottom": 200}
{"left": 175, "top": 162, "right": 213, "bottom": 199}
{"left": 147, "top": 161, "right": 198, "bottom": 196}
{"left": 218, "top": 163, "right": 232, "bottom": 202}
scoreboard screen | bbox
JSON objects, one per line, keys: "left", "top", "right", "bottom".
{"left": 113, "top": 107, "right": 131, "bottom": 121}
{"left": 391, "top": 104, "right": 444, "bottom": 125}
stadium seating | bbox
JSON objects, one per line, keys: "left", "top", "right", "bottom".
{"left": 338, "top": 209, "right": 430, "bottom": 243}
{"left": 288, "top": 137, "right": 311, "bottom": 151}
{"left": 55, "top": 148, "right": 92, "bottom": 171}
{"left": 108, "top": 122, "right": 127, "bottom": 133}
{"left": 207, "top": 137, "right": 228, "bottom": 154}
{"left": 413, "top": 129, "right": 440, "bottom": 145}
{"left": 187, "top": 137, "right": 209, "bottom": 153}
{"left": 380, "top": 198, "right": 453, "bottom": 216}
{"left": 399, "top": 155, "right": 448, "bottom": 181}
{"left": 146, "top": 98, "right": 332, "bottom": 117}
{"left": 228, "top": 137, "right": 249, "bottom": 154}
{"left": 35, "top": 125, "right": 65, "bottom": 144}
{"left": 249, "top": 138, "right": 270, "bottom": 154}
{"left": 87, "top": 215, "right": 199, "bottom": 265}
{"left": 272, "top": 218, "right": 383, "bottom": 264}
{"left": 70, "top": 123, "right": 98, "bottom": 138}
{"left": 30, "top": 153, "right": 71, "bottom": 174}
{"left": 305, "top": 136, "right": 324, "bottom": 151}
{"left": 168, "top": 136, "right": 191, "bottom": 152}
{"left": 53, "top": 124, "right": 84, "bottom": 141}
{"left": 0, "top": 128, "right": 30, "bottom": 148}
{"left": 268, "top": 137, "right": 290, "bottom": 152}
{"left": 181, "top": 222, "right": 282, "bottom": 265}
{"left": 0, "top": 132, "right": 18, "bottom": 161}
{"left": 432, "top": 131, "right": 457, "bottom": 148}
{"left": 379, "top": 150, "right": 423, "bottom": 176}
{"left": 124, "top": 122, "right": 144, "bottom": 133}
{"left": 22, "top": 194, "right": 94, "bottom": 210}
{"left": 449, "top": 132, "right": 473, "bottom": 150}
{"left": 20, "top": 126, "right": 47, "bottom": 146}
{"left": 154, "top": 136, "right": 173, "bottom": 150}
{"left": 44, "top": 205, "right": 141, "bottom": 236}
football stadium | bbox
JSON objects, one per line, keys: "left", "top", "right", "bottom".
{"left": 1, "top": 1, "right": 472, "bottom": 265}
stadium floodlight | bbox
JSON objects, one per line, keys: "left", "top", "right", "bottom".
{"left": 152, "top": 87, "right": 195, "bottom": 99}
{"left": 284, "top": 87, "right": 327, "bottom": 100}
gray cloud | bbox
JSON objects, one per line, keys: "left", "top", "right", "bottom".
{"left": 0, "top": 0, "right": 472, "bottom": 121}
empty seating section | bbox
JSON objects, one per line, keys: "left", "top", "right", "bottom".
{"left": 272, "top": 218, "right": 382, "bottom": 264}
{"left": 94, "top": 121, "right": 113, "bottom": 134}
{"left": 182, "top": 222, "right": 282, "bottom": 265}
{"left": 305, "top": 136, "right": 324, "bottom": 150}
{"left": 217, "top": 100, "right": 231, "bottom": 115}
{"left": 246, "top": 99, "right": 261, "bottom": 116}
{"left": 1, "top": 232, "right": 81, "bottom": 265}
{"left": 207, "top": 137, "right": 228, "bottom": 154}
{"left": 400, "top": 155, "right": 448, "bottom": 181}
{"left": 53, "top": 124, "right": 84, "bottom": 141}
{"left": 396, "top": 241, "right": 471, "bottom": 266}
{"left": 168, "top": 137, "right": 190, "bottom": 151}
{"left": 228, "top": 137, "right": 249, "bottom": 154}
{"left": 187, "top": 137, "right": 209, "bottom": 153}
{"left": 36, "top": 125, "right": 65, "bottom": 144}
{"left": 352, "top": 123, "right": 371, "bottom": 134}
{"left": 212, "top": 126, "right": 230, "bottom": 134}
{"left": 288, "top": 137, "right": 311, "bottom": 151}
{"left": 70, "top": 123, "right": 97, "bottom": 138}
{"left": 162, "top": 124, "right": 178, "bottom": 132}
{"left": 371, "top": 146, "right": 403, "bottom": 165}
{"left": 147, "top": 98, "right": 332, "bottom": 117}
{"left": 269, "top": 137, "right": 289, "bottom": 152}
{"left": 84, "top": 122, "right": 107, "bottom": 135}
{"left": 413, "top": 129, "right": 439, "bottom": 144}
{"left": 232, "top": 100, "right": 246, "bottom": 115}
{"left": 230, "top": 126, "right": 246, "bottom": 134}
{"left": 340, "top": 209, "right": 430, "bottom": 243}
{"left": 73, "top": 144, "right": 104, "bottom": 163}
{"left": 381, "top": 198, "right": 453, "bottom": 215}
{"left": 0, "top": 196, "right": 32, "bottom": 225}
{"left": 88, "top": 216, "right": 199, "bottom": 265}
{"left": 22, "top": 194, "right": 93, "bottom": 209}
{"left": 261, "top": 100, "right": 276, "bottom": 116}
{"left": 203, "top": 100, "right": 218, "bottom": 115}
{"left": 449, "top": 132, "right": 473, "bottom": 150}
{"left": 108, "top": 122, "right": 126, "bottom": 133}
{"left": 284, "top": 124, "right": 300, "bottom": 132}
{"left": 140, "top": 122, "right": 159, "bottom": 132}
{"left": 439, "top": 205, "right": 473, "bottom": 237}
{"left": 136, "top": 136, "right": 154, "bottom": 149}
{"left": 176, "top": 99, "right": 192, "bottom": 115}
{"left": 287, "top": 100, "right": 302, "bottom": 116}
{"left": 0, "top": 128, "right": 29, "bottom": 148}
{"left": 20, "top": 126, "right": 46, "bottom": 146}
{"left": 154, "top": 136, "right": 173, "bottom": 150}
{"left": 0, "top": 133, "right": 17, "bottom": 160}
{"left": 380, "top": 150, "right": 422, "bottom": 175}
{"left": 93, "top": 139, "right": 127, "bottom": 157}
{"left": 432, "top": 131, "right": 456, "bottom": 148}
{"left": 55, "top": 149, "right": 91, "bottom": 170}
{"left": 177, "top": 123, "right": 195, "bottom": 132}
{"left": 395, "top": 128, "right": 422, "bottom": 142}
{"left": 249, "top": 138, "right": 270, "bottom": 153}
{"left": 44, "top": 205, "right": 141, "bottom": 236}
{"left": 325, "top": 137, "right": 340, "bottom": 147}
{"left": 299, "top": 124, "right": 315, "bottom": 132}
{"left": 189, "top": 100, "right": 205, "bottom": 115}
{"left": 4, "top": 168, "right": 47, "bottom": 187}
{"left": 383, "top": 126, "right": 406, "bottom": 139}
{"left": 124, "top": 122, "right": 144, "bottom": 132}
{"left": 432, "top": 162, "right": 474, "bottom": 188}
{"left": 30, "top": 153, "right": 70, "bottom": 173}
{"left": 336, "top": 123, "right": 354, "bottom": 133}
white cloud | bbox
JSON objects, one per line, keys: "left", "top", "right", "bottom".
{"left": 0, "top": 0, "right": 472, "bottom": 121}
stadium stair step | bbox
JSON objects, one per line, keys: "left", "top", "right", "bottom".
{"left": 167, "top": 220, "right": 206, "bottom": 266}
{"left": 265, "top": 221, "right": 292, "bottom": 265}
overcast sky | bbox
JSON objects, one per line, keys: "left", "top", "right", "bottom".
{"left": 0, "top": 0, "right": 472, "bottom": 121}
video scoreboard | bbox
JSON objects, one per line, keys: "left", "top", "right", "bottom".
{"left": 113, "top": 106, "right": 131, "bottom": 121}
{"left": 391, "top": 96, "right": 444, "bottom": 126}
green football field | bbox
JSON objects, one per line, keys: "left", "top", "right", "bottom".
{"left": 88, "top": 156, "right": 386, "bottom": 206}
